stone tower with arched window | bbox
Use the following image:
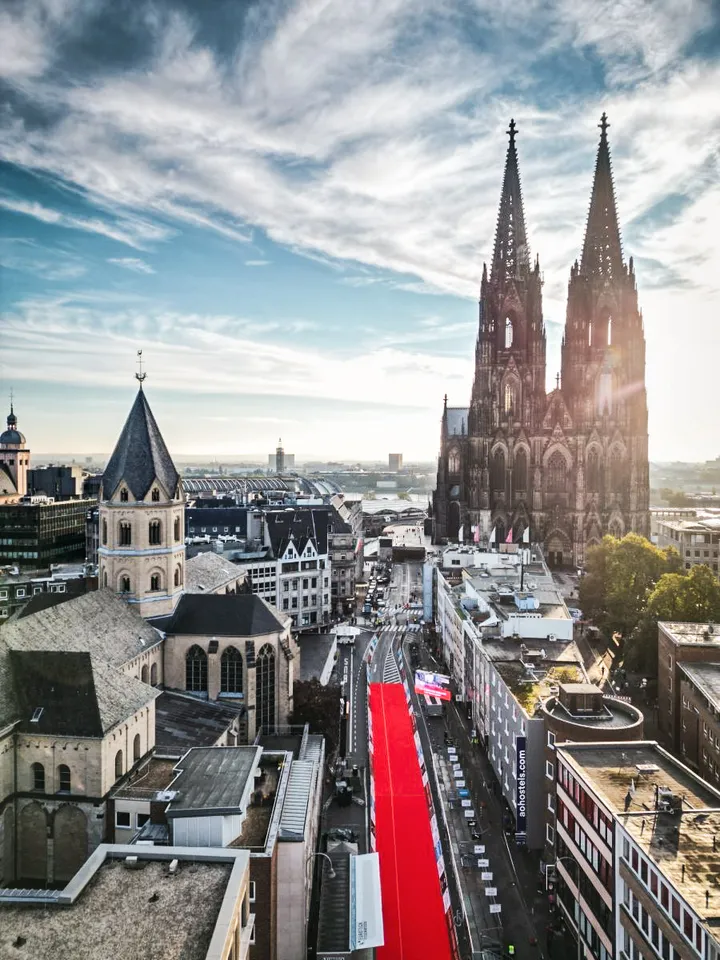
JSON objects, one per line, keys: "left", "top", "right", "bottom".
{"left": 0, "top": 402, "right": 30, "bottom": 502}
{"left": 98, "top": 384, "right": 185, "bottom": 618}
{"left": 433, "top": 116, "right": 649, "bottom": 566}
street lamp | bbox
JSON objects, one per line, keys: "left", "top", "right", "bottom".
{"left": 554, "top": 856, "right": 583, "bottom": 960}
{"left": 307, "top": 851, "right": 336, "bottom": 880}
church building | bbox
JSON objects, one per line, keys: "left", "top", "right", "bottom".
{"left": 433, "top": 115, "right": 650, "bottom": 566}
{"left": 0, "top": 402, "right": 30, "bottom": 503}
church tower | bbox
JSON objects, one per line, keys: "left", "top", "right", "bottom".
{"left": 98, "top": 373, "right": 185, "bottom": 618}
{"left": 466, "top": 119, "right": 546, "bottom": 540}
{"left": 561, "top": 114, "right": 649, "bottom": 556}
{"left": 0, "top": 401, "right": 30, "bottom": 501}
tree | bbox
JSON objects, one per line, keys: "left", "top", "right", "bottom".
{"left": 579, "top": 534, "right": 681, "bottom": 638}
{"left": 289, "top": 679, "right": 341, "bottom": 755}
{"left": 625, "top": 565, "right": 720, "bottom": 672}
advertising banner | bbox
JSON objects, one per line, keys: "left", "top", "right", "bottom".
{"left": 349, "top": 853, "right": 385, "bottom": 950}
{"left": 414, "top": 675, "right": 452, "bottom": 701}
{"left": 515, "top": 736, "right": 527, "bottom": 841}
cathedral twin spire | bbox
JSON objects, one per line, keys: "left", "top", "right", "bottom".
{"left": 491, "top": 119, "right": 531, "bottom": 284}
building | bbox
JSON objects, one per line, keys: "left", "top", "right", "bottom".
{"left": 657, "top": 621, "right": 720, "bottom": 751}
{"left": 0, "top": 496, "right": 96, "bottom": 566}
{"left": 554, "top": 741, "right": 720, "bottom": 960}
{"left": 388, "top": 453, "right": 403, "bottom": 472}
{"left": 28, "top": 464, "right": 87, "bottom": 500}
{"left": 0, "top": 403, "right": 30, "bottom": 503}
{"left": 0, "top": 844, "right": 255, "bottom": 960}
{"left": 328, "top": 494, "right": 364, "bottom": 616}
{"left": 268, "top": 450, "right": 296, "bottom": 472}
{"left": 678, "top": 662, "right": 720, "bottom": 786}
{"left": 649, "top": 507, "right": 704, "bottom": 545}
{"left": 656, "top": 516, "right": 720, "bottom": 575}
{"left": 433, "top": 116, "right": 650, "bottom": 566}
{"left": 0, "top": 563, "right": 96, "bottom": 621}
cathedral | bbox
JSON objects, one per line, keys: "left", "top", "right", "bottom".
{"left": 433, "top": 115, "right": 649, "bottom": 566}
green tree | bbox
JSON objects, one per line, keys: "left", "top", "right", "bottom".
{"left": 289, "top": 679, "right": 341, "bottom": 755}
{"left": 625, "top": 565, "right": 720, "bottom": 672}
{"left": 579, "top": 534, "right": 681, "bottom": 638}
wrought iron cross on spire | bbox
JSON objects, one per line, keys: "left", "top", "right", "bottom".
{"left": 507, "top": 118, "right": 517, "bottom": 144}
{"left": 599, "top": 112, "right": 609, "bottom": 136}
{"left": 135, "top": 349, "right": 146, "bottom": 386}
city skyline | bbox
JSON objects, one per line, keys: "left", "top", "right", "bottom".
{"left": 1, "top": 0, "right": 719, "bottom": 461}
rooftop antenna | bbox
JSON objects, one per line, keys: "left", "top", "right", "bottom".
{"left": 136, "top": 350, "right": 147, "bottom": 389}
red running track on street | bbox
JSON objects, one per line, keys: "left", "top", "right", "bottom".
{"left": 370, "top": 683, "right": 452, "bottom": 960}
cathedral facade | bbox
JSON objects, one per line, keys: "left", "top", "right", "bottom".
{"left": 433, "top": 116, "right": 649, "bottom": 566}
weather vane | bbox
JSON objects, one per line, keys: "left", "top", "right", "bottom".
{"left": 136, "top": 350, "right": 146, "bottom": 386}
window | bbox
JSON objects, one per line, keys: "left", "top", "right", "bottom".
{"left": 150, "top": 662, "right": 158, "bottom": 686}
{"left": 186, "top": 645, "right": 208, "bottom": 693}
{"left": 120, "top": 575, "right": 131, "bottom": 593}
{"left": 120, "top": 489, "right": 129, "bottom": 502}
{"left": 102, "top": 518, "right": 108, "bottom": 545}
{"left": 249, "top": 881, "right": 256, "bottom": 902}
{"left": 141, "top": 664, "right": 149, "bottom": 683}
{"left": 174, "top": 565, "right": 182, "bottom": 587}
{"left": 448, "top": 448, "right": 460, "bottom": 474}
{"left": 221, "top": 646, "right": 243, "bottom": 694}
{"left": 119, "top": 521, "right": 132, "bottom": 546}
{"left": 586, "top": 449, "right": 601, "bottom": 493}
{"left": 513, "top": 447, "right": 528, "bottom": 492}
{"left": 151, "top": 488, "right": 160, "bottom": 502}
{"left": 491, "top": 448, "right": 505, "bottom": 493}
{"left": 548, "top": 793, "right": 555, "bottom": 812}
{"left": 149, "top": 520, "right": 162, "bottom": 545}
{"left": 547, "top": 452, "right": 566, "bottom": 493}
{"left": 57, "top": 764, "right": 71, "bottom": 793}
{"left": 31, "top": 762, "right": 45, "bottom": 792}
{"left": 174, "top": 517, "right": 181, "bottom": 541}
{"left": 256, "top": 644, "right": 276, "bottom": 731}
{"left": 103, "top": 571, "right": 108, "bottom": 588}
{"left": 115, "top": 750, "right": 123, "bottom": 778}
{"left": 137, "top": 813, "right": 150, "bottom": 829}
{"left": 546, "top": 760, "right": 554, "bottom": 779}
{"left": 150, "top": 573, "right": 160, "bottom": 592}
{"left": 504, "top": 314, "right": 514, "bottom": 349}
{"left": 546, "top": 823, "right": 555, "bottom": 843}
{"left": 504, "top": 382, "right": 518, "bottom": 416}
{"left": 547, "top": 731, "right": 556, "bottom": 748}
{"left": 133, "top": 733, "right": 141, "bottom": 762}
{"left": 115, "top": 810, "right": 131, "bottom": 828}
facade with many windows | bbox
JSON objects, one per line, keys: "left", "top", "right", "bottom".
{"left": 656, "top": 517, "right": 720, "bottom": 576}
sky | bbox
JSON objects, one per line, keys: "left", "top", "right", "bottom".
{"left": 0, "top": 0, "right": 719, "bottom": 463}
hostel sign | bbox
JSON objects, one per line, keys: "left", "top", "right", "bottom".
{"left": 515, "top": 736, "right": 527, "bottom": 841}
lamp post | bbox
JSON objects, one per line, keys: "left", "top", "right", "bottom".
{"left": 307, "top": 851, "right": 336, "bottom": 880}
{"left": 554, "top": 856, "right": 583, "bottom": 960}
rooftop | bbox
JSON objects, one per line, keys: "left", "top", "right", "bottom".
{"left": 158, "top": 593, "right": 285, "bottom": 637}
{"left": 165, "top": 747, "right": 261, "bottom": 816}
{"left": 558, "top": 742, "right": 720, "bottom": 923}
{"left": 495, "top": 660, "right": 585, "bottom": 714}
{"left": 296, "top": 632, "right": 336, "bottom": 682}
{"left": 155, "top": 691, "right": 242, "bottom": 755}
{"left": 227, "top": 753, "right": 286, "bottom": 850}
{"left": 112, "top": 757, "right": 178, "bottom": 800}
{"left": 0, "top": 856, "right": 233, "bottom": 960}
{"left": 660, "top": 622, "right": 720, "bottom": 647}
{"left": 657, "top": 518, "right": 720, "bottom": 533}
{"left": 679, "top": 663, "right": 720, "bottom": 710}
{"left": 184, "top": 552, "right": 244, "bottom": 595}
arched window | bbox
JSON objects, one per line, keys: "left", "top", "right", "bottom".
{"left": 150, "top": 662, "right": 158, "bottom": 686}
{"left": 504, "top": 315, "right": 513, "bottom": 349}
{"left": 586, "top": 449, "right": 601, "bottom": 493}
{"left": 150, "top": 573, "right": 160, "bottom": 592}
{"left": 610, "top": 450, "right": 625, "bottom": 494}
{"left": 120, "top": 575, "right": 131, "bottom": 593}
{"left": 103, "top": 571, "right": 108, "bottom": 588}
{"left": 186, "top": 645, "right": 208, "bottom": 693}
{"left": 133, "top": 734, "right": 141, "bottom": 762}
{"left": 174, "top": 517, "right": 181, "bottom": 542}
{"left": 120, "top": 489, "right": 129, "bottom": 502}
{"left": 513, "top": 448, "right": 528, "bottom": 494}
{"left": 57, "top": 764, "right": 71, "bottom": 793}
{"left": 119, "top": 521, "right": 131, "bottom": 546}
{"left": 141, "top": 664, "right": 149, "bottom": 684}
{"left": 448, "top": 448, "right": 460, "bottom": 474}
{"left": 504, "top": 382, "right": 518, "bottom": 417}
{"left": 607, "top": 314, "right": 612, "bottom": 346}
{"left": 490, "top": 449, "right": 505, "bottom": 494}
{"left": 32, "top": 762, "right": 45, "bottom": 792}
{"left": 102, "top": 519, "right": 107, "bottom": 545}
{"left": 256, "top": 644, "right": 276, "bottom": 732}
{"left": 174, "top": 564, "right": 182, "bottom": 587}
{"left": 151, "top": 488, "right": 160, "bottom": 502}
{"left": 547, "top": 452, "right": 567, "bottom": 492}
{"left": 114, "top": 750, "right": 123, "bottom": 779}
{"left": 149, "top": 520, "right": 161, "bottom": 545}
{"left": 221, "top": 646, "right": 244, "bottom": 694}
{"left": 588, "top": 322, "right": 593, "bottom": 347}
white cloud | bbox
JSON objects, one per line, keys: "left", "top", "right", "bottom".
{"left": 245, "top": 259, "right": 271, "bottom": 266}
{"left": 107, "top": 257, "right": 156, "bottom": 274}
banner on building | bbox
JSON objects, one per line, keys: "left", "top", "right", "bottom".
{"left": 515, "top": 736, "right": 527, "bottom": 842}
{"left": 349, "top": 853, "right": 384, "bottom": 950}
{"left": 414, "top": 671, "right": 452, "bottom": 701}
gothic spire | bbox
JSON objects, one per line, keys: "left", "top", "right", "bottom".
{"left": 580, "top": 113, "right": 624, "bottom": 280}
{"left": 491, "top": 119, "right": 531, "bottom": 284}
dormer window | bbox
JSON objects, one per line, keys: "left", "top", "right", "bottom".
{"left": 120, "top": 488, "right": 129, "bottom": 502}
{"left": 151, "top": 488, "right": 160, "bottom": 502}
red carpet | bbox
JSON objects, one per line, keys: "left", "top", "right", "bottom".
{"left": 370, "top": 683, "right": 452, "bottom": 960}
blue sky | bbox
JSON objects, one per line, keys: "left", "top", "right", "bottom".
{"left": 1, "top": 0, "right": 719, "bottom": 461}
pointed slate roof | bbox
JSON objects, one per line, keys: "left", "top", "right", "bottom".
{"left": 102, "top": 387, "right": 180, "bottom": 500}
{"left": 491, "top": 119, "right": 531, "bottom": 284}
{"left": 580, "top": 113, "right": 624, "bottom": 281}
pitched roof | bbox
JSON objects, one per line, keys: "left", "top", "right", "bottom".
{"left": 2, "top": 589, "right": 162, "bottom": 666}
{"left": 185, "top": 552, "right": 243, "bottom": 594}
{"left": 162, "top": 593, "right": 285, "bottom": 637}
{"left": 265, "top": 507, "right": 329, "bottom": 558}
{"left": 580, "top": 113, "right": 624, "bottom": 281}
{"left": 0, "top": 463, "right": 18, "bottom": 496}
{"left": 102, "top": 388, "right": 180, "bottom": 500}
{"left": 491, "top": 119, "right": 531, "bottom": 284}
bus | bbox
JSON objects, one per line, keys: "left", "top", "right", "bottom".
{"left": 422, "top": 694, "right": 444, "bottom": 717}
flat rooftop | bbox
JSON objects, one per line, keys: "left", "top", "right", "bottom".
{"left": 495, "top": 661, "right": 585, "bottom": 714}
{"left": 227, "top": 754, "right": 284, "bottom": 850}
{"left": 0, "top": 858, "right": 232, "bottom": 960}
{"left": 166, "top": 747, "right": 260, "bottom": 816}
{"left": 660, "top": 622, "right": 720, "bottom": 647}
{"left": 558, "top": 742, "right": 720, "bottom": 923}
{"left": 155, "top": 691, "right": 242, "bottom": 754}
{"left": 112, "top": 757, "right": 177, "bottom": 800}
{"left": 680, "top": 663, "right": 720, "bottom": 709}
